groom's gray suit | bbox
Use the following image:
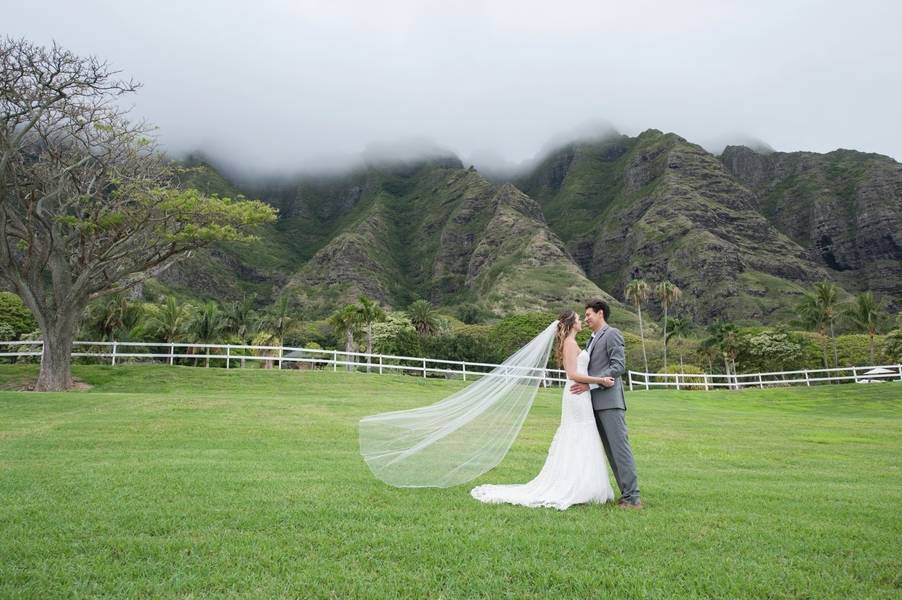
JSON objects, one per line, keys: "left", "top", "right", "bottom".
{"left": 586, "top": 324, "right": 640, "bottom": 505}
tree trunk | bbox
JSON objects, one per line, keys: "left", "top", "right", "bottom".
{"left": 662, "top": 305, "right": 669, "bottom": 372}
{"left": 366, "top": 324, "right": 373, "bottom": 373}
{"left": 637, "top": 305, "right": 648, "bottom": 373}
{"left": 868, "top": 331, "right": 875, "bottom": 365}
{"left": 345, "top": 329, "right": 354, "bottom": 372}
{"left": 829, "top": 321, "right": 838, "bottom": 368}
{"left": 722, "top": 352, "right": 730, "bottom": 390}
{"left": 35, "top": 313, "right": 77, "bottom": 391}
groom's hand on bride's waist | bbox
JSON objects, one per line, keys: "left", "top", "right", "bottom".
{"left": 570, "top": 382, "right": 589, "bottom": 394}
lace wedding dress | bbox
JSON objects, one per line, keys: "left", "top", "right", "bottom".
{"left": 470, "top": 350, "right": 615, "bottom": 510}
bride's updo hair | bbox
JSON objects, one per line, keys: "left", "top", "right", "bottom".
{"left": 554, "top": 310, "right": 578, "bottom": 369}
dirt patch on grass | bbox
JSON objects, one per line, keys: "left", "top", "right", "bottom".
{"left": 5, "top": 377, "right": 94, "bottom": 392}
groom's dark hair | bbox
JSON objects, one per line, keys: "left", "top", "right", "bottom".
{"left": 585, "top": 298, "right": 611, "bottom": 321}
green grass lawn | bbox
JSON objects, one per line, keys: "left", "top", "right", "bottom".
{"left": 1, "top": 365, "right": 900, "bottom": 598}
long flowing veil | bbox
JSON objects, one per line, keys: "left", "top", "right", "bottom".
{"left": 358, "top": 320, "right": 559, "bottom": 488}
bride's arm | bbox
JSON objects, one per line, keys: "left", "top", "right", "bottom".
{"left": 563, "top": 340, "right": 609, "bottom": 384}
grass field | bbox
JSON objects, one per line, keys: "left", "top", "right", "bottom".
{"left": 1, "top": 365, "right": 900, "bottom": 598}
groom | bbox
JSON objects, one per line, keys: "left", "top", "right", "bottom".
{"left": 571, "top": 299, "right": 641, "bottom": 509}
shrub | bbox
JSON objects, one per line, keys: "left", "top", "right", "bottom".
{"left": 835, "top": 334, "right": 888, "bottom": 366}
{"left": 0, "top": 292, "right": 38, "bottom": 340}
{"left": 653, "top": 364, "right": 707, "bottom": 390}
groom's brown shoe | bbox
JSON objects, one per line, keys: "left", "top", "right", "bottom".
{"left": 617, "top": 499, "right": 642, "bottom": 510}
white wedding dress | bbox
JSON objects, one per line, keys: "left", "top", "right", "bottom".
{"left": 470, "top": 350, "right": 615, "bottom": 510}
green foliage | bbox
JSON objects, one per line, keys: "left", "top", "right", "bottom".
{"left": 736, "top": 330, "right": 803, "bottom": 373}
{"left": 0, "top": 292, "right": 37, "bottom": 339}
{"left": 222, "top": 295, "right": 259, "bottom": 345}
{"left": 456, "top": 303, "right": 492, "bottom": 325}
{"left": 884, "top": 327, "right": 902, "bottom": 363}
{"left": 145, "top": 296, "right": 191, "bottom": 343}
{"left": 654, "top": 364, "right": 706, "bottom": 390}
{"left": 835, "top": 334, "right": 890, "bottom": 366}
{"left": 259, "top": 295, "right": 294, "bottom": 345}
{"left": 406, "top": 299, "right": 440, "bottom": 336}
{"left": 81, "top": 295, "right": 146, "bottom": 342}
{"left": 487, "top": 312, "right": 559, "bottom": 352}
{"left": 0, "top": 323, "right": 15, "bottom": 342}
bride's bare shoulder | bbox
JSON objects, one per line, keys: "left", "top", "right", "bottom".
{"left": 563, "top": 337, "right": 581, "bottom": 354}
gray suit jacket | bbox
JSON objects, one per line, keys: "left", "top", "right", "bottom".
{"left": 587, "top": 324, "right": 627, "bottom": 411}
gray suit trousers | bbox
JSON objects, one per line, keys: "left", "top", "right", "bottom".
{"left": 594, "top": 408, "right": 640, "bottom": 503}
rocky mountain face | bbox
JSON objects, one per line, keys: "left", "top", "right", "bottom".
{"left": 721, "top": 145, "right": 902, "bottom": 307}
{"left": 279, "top": 161, "right": 629, "bottom": 321}
{"left": 517, "top": 130, "right": 833, "bottom": 323}
{"left": 156, "top": 131, "right": 900, "bottom": 325}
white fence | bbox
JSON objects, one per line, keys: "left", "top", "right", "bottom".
{"left": 0, "top": 340, "right": 569, "bottom": 384}
{"left": 1, "top": 340, "right": 900, "bottom": 391}
{"left": 627, "top": 364, "right": 902, "bottom": 390}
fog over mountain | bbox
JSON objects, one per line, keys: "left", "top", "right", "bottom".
{"left": 8, "top": 1, "right": 902, "bottom": 178}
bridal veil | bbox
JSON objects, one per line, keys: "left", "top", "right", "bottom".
{"left": 359, "top": 320, "right": 558, "bottom": 487}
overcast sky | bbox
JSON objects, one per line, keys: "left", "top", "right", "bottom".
{"left": 8, "top": 0, "right": 902, "bottom": 176}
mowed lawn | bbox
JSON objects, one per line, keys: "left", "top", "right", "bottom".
{"left": 0, "top": 365, "right": 900, "bottom": 598}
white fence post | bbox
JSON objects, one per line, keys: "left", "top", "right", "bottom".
{"left": 644, "top": 372, "right": 649, "bottom": 391}
{"left": 278, "top": 347, "right": 283, "bottom": 370}
{"left": 379, "top": 355, "right": 383, "bottom": 375}
{"left": 111, "top": 341, "right": 117, "bottom": 366}
{"left": 852, "top": 366, "right": 857, "bottom": 383}
{"left": 226, "top": 346, "right": 231, "bottom": 369}
{"left": 170, "top": 343, "right": 175, "bottom": 366}
{"left": 423, "top": 358, "right": 427, "bottom": 378}
{"left": 703, "top": 373, "right": 709, "bottom": 391}
{"left": 333, "top": 350, "right": 337, "bottom": 372}
{"left": 758, "top": 374, "right": 764, "bottom": 389}
{"left": 628, "top": 371, "right": 633, "bottom": 391}
{"left": 462, "top": 362, "right": 467, "bottom": 382}
{"left": 804, "top": 370, "right": 811, "bottom": 386}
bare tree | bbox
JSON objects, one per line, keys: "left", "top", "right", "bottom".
{"left": 0, "top": 38, "right": 276, "bottom": 390}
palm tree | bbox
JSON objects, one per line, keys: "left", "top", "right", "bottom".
{"left": 816, "top": 281, "right": 841, "bottom": 368}
{"left": 146, "top": 296, "right": 190, "bottom": 365}
{"left": 187, "top": 301, "right": 226, "bottom": 367}
{"left": 797, "top": 280, "right": 841, "bottom": 368}
{"left": 329, "top": 304, "right": 361, "bottom": 371}
{"left": 148, "top": 297, "right": 189, "bottom": 343}
{"left": 702, "top": 321, "right": 739, "bottom": 389}
{"left": 260, "top": 295, "right": 293, "bottom": 347}
{"left": 84, "top": 294, "right": 145, "bottom": 342}
{"left": 356, "top": 296, "right": 386, "bottom": 372}
{"left": 624, "top": 278, "right": 651, "bottom": 373}
{"left": 665, "top": 317, "right": 693, "bottom": 372}
{"left": 223, "top": 294, "right": 258, "bottom": 367}
{"left": 224, "top": 295, "right": 258, "bottom": 344}
{"left": 796, "top": 292, "right": 829, "bottom": 367}
{"left": 654, "top": 280, "right": 682, "bottom": 371}
{"left": 407, "top": 299, "right": 439, "bottom": 336}
{"left": 844, "top": 291, "right": 884, "bottom": 364}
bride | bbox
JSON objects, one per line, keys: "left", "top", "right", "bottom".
{"left": 470, "top": 310, "right": 614, "bottom": 509}
{"left": 358, "top": 309, "right": 614, "bottom": 510}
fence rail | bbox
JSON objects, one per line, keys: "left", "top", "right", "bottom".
{"left": 2, "top": 340, "right": 900, "bottom": 391}
{"left": 626, "top": 364, "right": 902, "bottom": 390}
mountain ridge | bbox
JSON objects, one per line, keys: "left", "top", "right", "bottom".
{"left": 154, "top": 130, "right": 900, "bottom": 325}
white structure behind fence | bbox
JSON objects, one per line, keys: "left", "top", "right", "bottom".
{"left": 1, "top": 340, "right": 900, "bottom": 390}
